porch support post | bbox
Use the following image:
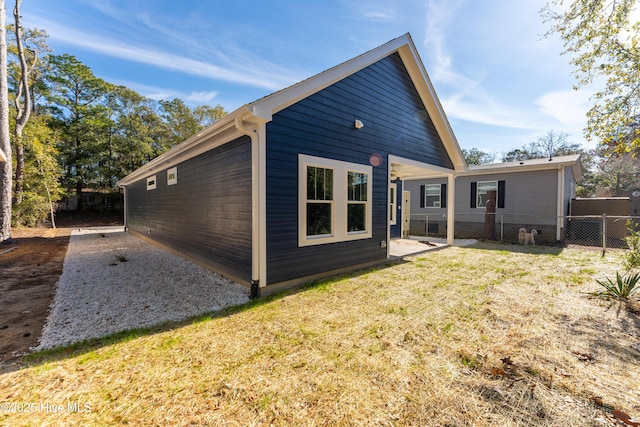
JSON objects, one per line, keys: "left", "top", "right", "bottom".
{"left": 447, "top": 173, "right": 455, "bottom": 245}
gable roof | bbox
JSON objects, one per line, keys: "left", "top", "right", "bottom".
{"left": 118, "top": 33, "right": 465, "bottom": 187}
{"left": 463, "top": 154, "right": 582, "bottom": 181}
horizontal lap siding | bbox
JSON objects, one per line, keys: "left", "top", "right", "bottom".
{"left": 265, "top": 53, "right": 453, "bottom": 285}
{"left": 126, "top": 136, "right": 252, "bottom": 283}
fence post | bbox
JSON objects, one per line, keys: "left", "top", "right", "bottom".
{"left": 425, "top": 214, "right": 428, "bottom": 237}
{"left": 602, "top": 213, "right": 607, "bottom": 256}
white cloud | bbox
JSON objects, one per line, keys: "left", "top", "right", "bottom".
{"left": 442, "top": 94, "right": 534, "bottom": 130}
{"left": 536, "top": 89, "right": 591, "bottom": 134}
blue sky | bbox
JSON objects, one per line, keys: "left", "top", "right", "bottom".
{"left": 21, "top": 0, "right": 598, "bottom": 156}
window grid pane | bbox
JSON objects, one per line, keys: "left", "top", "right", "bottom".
{"left": 307, "top": 166, "right": 333, "bottom": 201}
{"left": 425, "top": 184, "right": 440, "bottom": 207}
{"left": 348, "top": 203, "right": 366, "bottom": 232}
{"left": 307, "top": 202, "right": 332, "bottom": 236}
{"left": 348, "top": 172, "right": 367, "bottom": 201}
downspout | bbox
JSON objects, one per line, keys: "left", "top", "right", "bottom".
{"left": 122, "top": 186, "right": 127, "bottom": 231}
{"left": 235, "top": 116, "right": 261, "bottom": 299}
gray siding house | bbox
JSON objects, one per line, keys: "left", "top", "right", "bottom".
{"left": 117, "top": 34, "right": 467, "bottom": 297}
{"left": 404, "top": 154, "right": 582, "bottom": 242}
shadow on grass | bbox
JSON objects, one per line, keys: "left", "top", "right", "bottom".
{"left": 0, "top": 257, "right": 411, "bottom": 375}
{"left": 466, "top": 240, "right": 565, "bottom": 256}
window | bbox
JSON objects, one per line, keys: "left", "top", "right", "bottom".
{"left": 299, "top": 155, "right": 372, "bottom": 246}
{"left": 389, "top": 183, "right": 397, "bottom": 225}
{"left": 146, "top": 175, "right": 157, "bottom": 191}
{"left": 306, "top": 165, "right": 333, "bottom": 237}
{"left": 476, "top": 181, "right": 497, "bottom": 208}
{"left": 167, "top": 167, "right": 177, "bottom": 186}
{"left": 348, "top": 171, "right": 367, "bottom": 232}
{"left": 419, "top": 183, "right": 446, "bottom": 209}
{"left": 424, "top": 184, "right": 441, "bottom": 208}
{"left": 470, "top": 180, "right": 505, "bottom": 209}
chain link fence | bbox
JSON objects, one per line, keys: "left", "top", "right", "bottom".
{"left": 409, "top": 213, "right": 640, "bottom": 251}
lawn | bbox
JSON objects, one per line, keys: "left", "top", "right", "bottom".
{"left": 1, "top": 243, "right": 639, "bottom": 426}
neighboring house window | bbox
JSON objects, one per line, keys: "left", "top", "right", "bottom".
{"left": 147, "top": 175, "right": 157, "bottom": 190}
{"left": 419, "top": 183, "right": 447, "bottom": 208}
{"left": 470, "top": 180, "right": 505, "bottom": 208}
{"left": 299, "top": 154, "right": 372, "bottom": 246}
{"left": 389, "top": 183, "right": 397, "bottom": 225}
{"left": 476, "top": 181, "right": 497, "bottom": 208}
{"left": 167, "top": 167, "right": 177, "bottom": 186}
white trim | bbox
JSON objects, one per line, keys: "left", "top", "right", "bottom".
{"left": 447, "top": 174, "right": 455, "bottom": 245}
{"left": 557, "top": 166, "right": 565, "bottom": 241}
{"left": 166, "top": 167, "right": 177, "bottom": 185}
{"left": 389, "top": 183, "right": 397, "bottom": 225}
{"left": 146, "top": 175, "right": 157, "bottom": 190}
{"left": 298, "top": 154, "right": 372, "bottom": 247}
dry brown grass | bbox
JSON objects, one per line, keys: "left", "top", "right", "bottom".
{"left": 1, "top": 243, "right": 639, "bottom": 426}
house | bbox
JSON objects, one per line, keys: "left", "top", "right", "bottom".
{"left": 404, "top": 154, "right": 582, "bottom": 242}
{"left": 0, "top": 148, "right": 6, "bottom": 162}
{"left": 117, "top": 33, "right": 467, "bottom": 297}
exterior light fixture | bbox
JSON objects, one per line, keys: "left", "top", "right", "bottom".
{"left": 354, "top": 119, "right": 364, "bottom": 129}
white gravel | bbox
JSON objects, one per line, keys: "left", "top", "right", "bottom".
{"left": 36, "top": 227, "right": 250, "bottom": 350}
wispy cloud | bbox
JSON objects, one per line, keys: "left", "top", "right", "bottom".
{"left": 31, "top": 17, "right": 303, "bottom": 91}
{"left": 110, "top": 80, "right": 221, "bottom": 105}
{"left": 536, "top": 89, "right": 591, "bottom": 142}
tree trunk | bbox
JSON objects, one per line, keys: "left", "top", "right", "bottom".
{"left": 484, "top": 190, "right": 496, "bottom": 241}
{"left": 0, "top": 0, "right": 13, "bottom": 243}
{"left": 12, "top": 0, "right": 31, "bottom": 209}
{"left": 13, "top": 136, "right": 24, "bottom": 203}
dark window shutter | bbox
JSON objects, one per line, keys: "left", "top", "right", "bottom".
{"left": 497, "top": 180, "right": 506, "bottom": 208}
{"left": 420, "top": 185, "right": 425, "bottom": 208}
{"left": 470, "top": 182, "right": 477, "bottom": 208}
{"left": 440, "top": 183, "right": 447, "bottom": 209}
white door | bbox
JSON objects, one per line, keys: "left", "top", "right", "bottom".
{"left": 402, "top": 190, "right": 410, "bottom": 238}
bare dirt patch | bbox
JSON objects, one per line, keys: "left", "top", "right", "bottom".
{"left": 0, "top": 228, "right": 71, "bottom": 361}
{"left": 0, "top": 212, "right": 123, "bottom": 362}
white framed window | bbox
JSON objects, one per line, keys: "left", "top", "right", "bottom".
{"left": 146, "top": 175, "right": 157, "bottom": 191}
{"left": 389, "top": 183, "right": 397, "bottom": 225}
{"left": 167, "top": 167, "right": 177, "bottom": 186}
{"left": 476, "top": 181, "right": 497, "bottom": 208}
{"left": 424, "top": 184, "right": 441, "bottom": 208}
{"left": 299, "top": 154, "right": 372, "bottom": 246}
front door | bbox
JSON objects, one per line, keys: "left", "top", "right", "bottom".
{"left": 402, "top": 190, "right": 410, "bottom": 238}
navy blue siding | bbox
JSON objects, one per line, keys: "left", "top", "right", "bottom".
{"left": 265, "top": 53, "right": 453, "bottom": 285}
{"left": 126, "top": 136, "right": 252, "bottom": 283}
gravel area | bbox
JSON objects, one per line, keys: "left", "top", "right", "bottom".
{"left": 36, "top": 227, "right": 250, "bottom": 350}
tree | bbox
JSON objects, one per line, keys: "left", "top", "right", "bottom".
{"left": 542, "top": 0, "right": 640, "bottom": 154}
{"left": 12, "top": 113, "right": 63, "bottom": 226}
{"left": 0, "top": 0, "right": 12, "bottom": 242}
{"left": 462, "top": 147, "right": 495, "bottom": 165}
{"left": 10, "top": 0, "right": 44, "bottom": 214}
{"left": 45, "top": 54, "right": 110, "bottom": 209}
{"left": 502, "top": 131, "right": 582, "bottom": 162}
